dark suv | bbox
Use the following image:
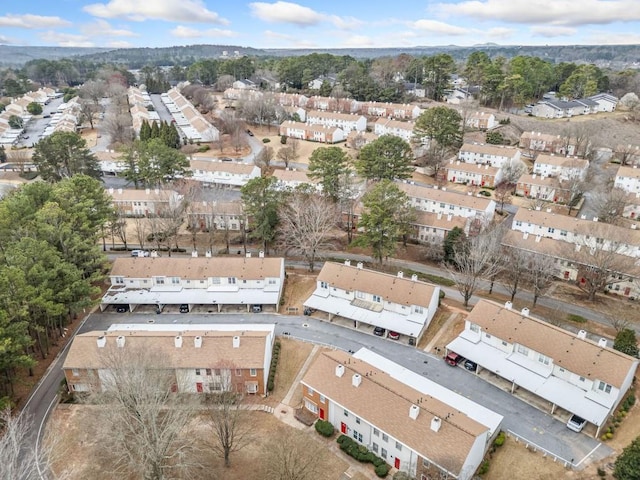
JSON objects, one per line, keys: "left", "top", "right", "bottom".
{"left": 373, "top": 326, "right": 385, "bottom": 336}
{"left": 179, "top": 304, "right": 189, "bottom": 313}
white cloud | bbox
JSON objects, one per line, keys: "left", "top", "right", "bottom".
{"left": 434, "top": 0, "right": 640, "bottom": 26}
{"left": 249, "top": 1, "right": 363, "bottom": 29}
{"left": 81, "top": 19, "right": 138, "bottom": 37}
{"left": 486, "top": 27, "right": 515, "bottom": 39}
{"left": 587, "top": 31, "right": 640, "bottom": 44}
{"left": 0, "top": 14, "right": 71, "bottom": 29}
{"left": 0, "top": 35, "right": 15, "bottom": 44}
{"left": 342, "top": 35, "right": 374, "bottom": 47}
{"left": 411, "top": 19, "right": 468, "bottom": 36}
{"left": 329, "top": 15, "right": 364, "bottom": 30}
{"left": 170, "top": 25, "right": 236, "bottom": 38}
{"left": 106, "top": 40, "right": 134, "bottom": 48}
{"left": 83, "top": 0, "right": 228, "bottom": 24}
{"left": 263, "top": 30, "right": 295, "bottom": 41}
{"left": 39, "top": 31, "right": 95, "bottom": 47}
{"left": 530, "top": 25, "right": 577, "bottom": 37}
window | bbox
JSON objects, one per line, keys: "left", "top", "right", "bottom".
{"left": 538, "top": 353, "right": 550, "bottom": 365}
{"left": 212, "top": 278, "right": 221, "bottom": 285}
{"left": 268, "top": 279, "right": 276, "bottom": 285}
{"left": 214, "top": 369, "right": 221, "bottom": 376}
{"left": 502, "top": 341, "right": 508, "bottom": 346}
{"left": 470, "top": 323, "right": 480, "bottom": 333}
{"left": 373, "top": 295, "right": 381, "bottom": 303}
{"left": 372, "top": 442, "right": 379, "bottom": 453}
{"left": 72, "top": 368, "right": 80, "bottom": 377}
{"left": 485, "top": 333, "right": 492, "bottom": 339}
{"left": 515, "top": 221, "right": 522, "bottom": 227}
{"left": 319, "top": 394, "right": 325, "bottom": 403}
{"left": 195, "top": 369, "right": 201, "bottom": 375}
{"left": 249, "top": 368, "right": 257, "bottom": 377}
{"left": 206, "top": 369, "right": 212, "bottom": 376}
{"left": 414, "top": 305, "right": 424, "bottom": 314}
{"left": 548, "top": 227, "right": 555, "bottom": 233}
{"left": 304, "top": 399, "right": 318, "bottom": 414}
{"left": 171, "top": 277, "right": 180, "bottom": 284}
{"left": 308, "top": 387, "right": 314, "bottom": 395}
{"left": 228, "top": 277, "right": 236, "bottom": 284}
{"left": 114, "top": 276, "right": 124, "bottom": 285}
{"left": 155, "top": 277, "right": 165, "bottom": 285}
{"left": 235, "top": 369, "right": 242, "bottom": 376}
{"left": 395, "top": 441, "right": 402, "bottom": 451}
{"left": 353, "top": 430, "right": 362, "bottom": 442}
{"left": 516, "top": 344, "right": 529, "bottom": 356}
{"left": 598, "top": 381, "right": 612, "bottom": 394}
{"left": 579, "top": 376, "right": 585, "bottom": 382}
{"left": 373, "top": 428, "right": 379, "bottom": 437}
{"left": 344, "top": 409, "right": 348, "bottom": 417}
{"left": 382, "top": 433, "right": 388, "bottom": 442}
{"left": 320, "top": 281, "right": 328, "bottom": 289}
{"left": 560, "top": 230, "right": 567, "bottom": 237}
{"left": 381, "top": 448, "right": 387, "bottom": 459}
{"left": 356, "top": 291, "right": 365, "bottom": 299}
{"left": 356, "top": 417, "right": 360, "bottom": 424}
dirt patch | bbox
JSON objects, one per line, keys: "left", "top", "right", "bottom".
{"left": 281, "top": 269, "right": 318, "bottom": 315}
{"left": 487, "top": 436, "right": 573, "bottom": 479}
{"left": 270, "top": 338, "right": 314, "bottom": 405}
{"left": 417, "top": 306, "right": 466, "bottom": 351}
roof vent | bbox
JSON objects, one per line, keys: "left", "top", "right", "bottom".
{"left": 577, "top": 330, "right": 587, "bottom": 339}
{"left": 598, "top": 338, "right": 608, "bottom": 348}
{"left": 632, "top": 224, "right": 637, "bottom": 230}
{"left": 194, "top": 336, "right": 203, "bottom": 348}
{"left": 504, "top": 301, "right": 513, "bottom": 310}
{"left": 593, "top": 217, "right": 599, "bottom": 222}
{"left": 336, "top": 364, "right": 345, "bottom": 377}
{"left": 409, "top": 404, "right": 420, "bottom": 420}
{"left": 521, "top": 307, "right": 530, "bottom": 317}
{"left": 97, "top": 336, "right": 106, "bottom": 348}
{"left": 116, "top": 336, "right": 125, "bottom": 348}
{"left": 430, "top": 416, "right": 442, "bottom": 432}
{"left": 352, "top": 373, "right": 362, "bottom": 387}
{"left": 175, "top": 335, "right": 182, "bottom": 348}
{"left": 233, "top": 336, "right": 240, "bottom": 348}
{"left": 205, "top": 250, "right": 212, "bottom": 257}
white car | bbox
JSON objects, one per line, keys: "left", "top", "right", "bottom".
{"left": 130, "top": 250, "right": 150, "bottom": 257}
{"left": 566, "top": 414, "right": 587, "bottom": 432}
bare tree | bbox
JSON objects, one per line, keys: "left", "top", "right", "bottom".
{"left": 103, "top": 112, "right": 133, "bottom": 145}
{"left": 498, "top": 247, "right": 530, "bottom": 302}
{"left": 590, "top": 187, "right": 628, "bottom": 224}
{"left": 494, "top": 182, "right": 512, "bottom": 214}
{"left": 500, "top": 158, "right": 528, "bottom": 186}
{"left": 615, "top": 144, "right": 640, "bottom": 166}
{"left": 276, "top": 189, "right": 337, "bottom": 271}
{"left": 111, "top": 205, "right": 129, "bottom": 249}
{"left": 259, "top": 427, "right": 322, "bottom": 480}
{"left": 214, "top": 74, "right": 235, "bottom": 92}
{"left": 526, "top": 252, "right": 557, "bottom": 306}
{"left": 443, "top": 225, "right": 504, "bottom": 307}
{"left": 603, "top": 302, "right": 636, "bottom": 333}
{"left": 6, "top": 149, "right": 32, "bottom": 174}
{"left": 288, "top": 138, "right": 300, "bottom": 162}
{"left": 255, "top": 145, "right": 275, "bottom": 170}
{"left": 84, "top": 345, "right": 203, "bottom": 480}
{"left": 206, "top": 362, "right": 253, "bottom": 468}
{"left": 79, "top": 99, "right": 99, "bottom": 129}
{"left": 78, "top": 79, "right": 107, "bottom": 107}
{"left": 277, "top": 146, "right": 296, "bottom": 168}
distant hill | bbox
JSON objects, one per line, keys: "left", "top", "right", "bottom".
{"left": 0, "top": 45, "right": 114, "bottom": 67}
{"left": 2, "top": 43, "right": 640, "bottom": 69}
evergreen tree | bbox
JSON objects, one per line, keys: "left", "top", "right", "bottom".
{"left": 307, "top": 146, "right": 351, "bottom": 201}
{"left": 139, "top": 120, "right": 151, "bottom": 142}
{"left": 614, "top": 329, "right": 639, "bottom": 358}
{"left": 356, "top": 135, "right": 414, "bottom": 181}
{"left": 32, "top": 131, "right": 101, "bottom": 181}
{"left": 150, "top": 121, "right": 160, "bottom": 140}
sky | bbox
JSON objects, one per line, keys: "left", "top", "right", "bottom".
{"left": 1, "top": 0, "right": 640, "bottom": 50}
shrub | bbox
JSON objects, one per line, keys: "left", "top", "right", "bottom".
{"left": 494, "top": 431, "right": 506, "bottom": 447}
{"left": 478, "top": 460, "right": 490, "bottom": 475}
{"left": 597, "top": 466, "right": 606, "bottom": 477}
{"left": 280, "top": 135, "right": 287, "bottom": 144}
{"left": 567, "top": 313, "right": 587, "bottom": 323}
{"left": 197, "top": 145, "right": 210, "bottom": 152}
{"left": 375, "top": 464, "right": 390, "bottom": 478}
{"left": 267, "top": 379, "right": 274, "bottom": 391}
{"left": 315, "top": 419, "right": 335, "bottom": 437}
{"left": 606, "top": 432, "right": 613, "bottom": 439}
{"left": 479, "top": 190, "right": 492, "bottom": 197}
{"left": 262, "top": 138, "right": 271, "bottom": 143}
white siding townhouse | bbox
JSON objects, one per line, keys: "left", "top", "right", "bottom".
{"left": 590, "top": 93, "right": 618, "bottom": 112}
{"left": 447, "top": 299, "right": 638, "bottom": 436}
{"left": 301, "top": 348, "right": 503, "bottom": 480}
{"left": 185, "top": 200, "right": 247, "bottom": 232}
{"left": 101, "top": 256, "right": 285, "bottom": 313}
{"left": 63, "top": 324, "right": 275, "bottom": 396}
{"left": 533, "top": 154, "right": 589, "bottom": 182}
{"left": 373, "top": 118, "right": 414, "bottom": 142}
{"left": 278, "top": 121, "right": 345, "bottom": 144}
{"left": 272, "top": 168, "right": 319, "bottom": 191}
{"left": 398, "top": 182, "right": 496, "bottom": 223}
{"left": 614, "top": 165, "right": 640, "bottom": 194}
{"left": 304, "top": 261, "right": 440, "bottom": 344}
{"left": 465, "top": 112, "right": 498, "bottom": 130}
{"left": 162, "top": 88, "right": 219, "bottom": 142}
{"left": 457, "top": 143, "right": 522, "bottom": 168}
{"left": 306, "top": 110, "right": 367, "bottom": 132}
{"left": 358, "top": 101, "right": 421, "bottom": 119}
{"left": 107, "top": 187, "right": 182, "bottom": 217}
{"left": 519, "top": 131, "right": 574, "bottom": 157}
{"left": 189, "top": 160, "right": 261, "bottom": 188}
{"left": 445, "top": 160, "right": 502, "bottom": 188}
{"left": 412, "top": 211, "right": 468, "bottom": 245}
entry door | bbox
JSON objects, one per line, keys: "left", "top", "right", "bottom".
{"left": 340, "top": 422, "right": 347, "bottom": 434}
{"left": 196, "top": 382, "right": 203, "bottom": 393}
{"left": 394, "top": 457, "right": 400, "bottom": 469}
{"left": 319, "top": 408, "right": 325, "bottom": 420}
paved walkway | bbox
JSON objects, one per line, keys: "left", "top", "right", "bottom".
{"left": 424, "top": 311, "right": 459, "bottom": 354}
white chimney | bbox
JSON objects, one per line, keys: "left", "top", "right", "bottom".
{"left": 581, "top": 215, "right": 587, "bottom": 220}
{"left": 352, "top": 373, "right": 362, "bottom": 387}
{"left": 108, "top": 187, "right": 114, "bottom": 194}
{"left": 521, "top": 307, "right": 530, "bottom": 316}
{"left": 577, "top": 330, "right": 587, "bottom": 339}
{"left": 150, "top": 250, "right": 158, "bottom": 258}
{"left": 154, "top": 188, "right": 159, "bottom": 194}
{"left": 447, "top": 214, "right": 452, "bottom": 222}
{"left": 593, "top": 217, "right": 598, "bottom": 222}
{"left": 117, "top": 188, "right": 123, "bottom": 194}
{"left": 632, "top": 224, "right": 638, "bottom": 230}
{"left": 97, "top": 336, "right": 106, "bottom": 348}
{"left": 233, "top": 336, "right": 240, "bottom": 348}
{"left": 437, "top": 213, "right": 442, "bottom": 220}
{"left": 505, "top": 301, "right": 513, "bottom": 310}
{"left": 397, "top": 271, "right": 404, "bottom": 279}
{"left": 535, "top": 235, "right": 541, "bottom": 243}
{"left": 409, "top": 404, "right": 420, "bottom": 420}
{"left": 411, "top": 274, "right": 418, "bottom": 281}
{"left": 546, "top": 208, "right": 552, "bottom": 213}
{"left": 246, "top": 252, "right": 252, "bottom": 258}
{"left": 430, "top": 416, "right": 442, "bottom": 432}
{"left": 598, "top": 338, "right": 608, "bottom": 348}
{"left": 259, "top": 250, "right": 265, "bottom": 258}
{"left": 344, "top": 260, "right": 351, "bottom": 266}
{"left": 335, "top": 364, "right": 345, "bottom": 377}
{"left": 523, "top": 232, "right": 529, "bottom": 240}
{"left": 175, "top": 335, "right": 183, "bottom": 348}
{"left": 145, "top": 188, "right": 150, "bottom": 194}
{"left": 116, "top": 335, "right": 125, "bottom": 348}
{"left": 192, "top": 250, "right": 198, "bottom": 257}
{"left": 357, "top": 262, "right": 363, "bottom": 269}
{"left": 194, "top": 336, "right": 203, "bottom": 348}
{"left": 205, "top": 250, "right": 212, "bottom": 257}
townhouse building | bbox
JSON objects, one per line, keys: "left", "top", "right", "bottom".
{"left": 411, "top": 211, "right": 468, "bottom": 245}
{"left": 519, "top": 131, "right": 575, "bottom": 156}
{"left": 398, "top": 182, "right": 496, "bottom": 223}
{"left": 515, "top": 173, "right": 569, "bottom": 203}
{"left": 272, "top": 168, "right": 318, "bottom": 191}
{"left": 278, "top": 121, "right": 345, "bottom": 143}
{"left": 162, "top": 88, "right": 219, "bottom": 142}
{"left": 623, "top": 192, "right": 640, "bottom": 220}
{"left": 533, "top": 154, "right": 589, "bottom": 182}
{"left": 306, "top": 111, "right": 367, "bottom": 132}
{"left": 358, "top": 102, "right": 421, "bottom": 119}
{"left": 373, "top": 118, "right": 414, "bottom": 142}
{"left": 101, "top": 256, "right": 285, "bottom": 313}
{"left": 465, "top": 112, "right": 498, "bottom": 130}
{"left": 614, "top": 165, "right": 640, "bottom": 194}
{"left": 301, "top": 348, "right": 503, "bottom": 480}
{"left": 186, "top": 200, "right": 246, "bottom": 231}
{"left": 447, "top": 299, "right": 638, "bottom": 436}
{"left": 590, "top": 93, "right": 618, "bottom": 112}
{"left": 304, "top": 261, "right": 440, "bottom": 343}
{"left": 445, "top": 160, "right": 502, "bottom": 188}
{"left": 63, "top": 323, "right": 275, "bottom": 395}
{"left": 107, "top": 187, "right": 181, "bottom": 217}
{"left": 189, "top": 160, "right": 261, "bottom": 188}
{"left": 274, "top": 92, "right": 309, "bottom": 108}
{"left": 457, "top": 143, "right": 522, "bottom": 168}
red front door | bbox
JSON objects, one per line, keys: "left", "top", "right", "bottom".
{"left": 196, "top": 382, "right": 203, "bottom": 393}
{"left": 319, "top": 408, "right": 325, "bottom": 420}
{"left": 395, "top": 457, "right": 400, "bottom": 469}
{"left": 341, "top": 422, "right": 347, "bottom": 434}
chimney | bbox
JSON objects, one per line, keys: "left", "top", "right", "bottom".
{"left": 117, "top": 188, "right": 123, "bottom": 194}
{"left": 352, "top": 373, "right": 362, "bottom": 387}
{"left": 194, "top": 336, "right": 203, "bottom": 348}
{"left": 577, "top": 330, "right": 587, "bottom": 339}
{"left": 246, "top": 252, "right": 252, "bottom": 258}
{"left": 580, "top": 215, "right": 587, "bottom": 220}
{"left": 447, "top": 214, "right": 452, "bottom": 222}
{"left": 409, "top": 404, "right": 420, "bottom": 420}
{"left": 504, "top": 301, "right": 513, "bottom": 310}
{"left": 411, "top": 274, "right": 418, "bottom": 281}
{"left": 430, "top": 416, "right": 442, "bottom": 432}
{"left": 535, "top": 206, "right": 541, "bottom": 211}
{"left": 175, "top": 335, "right": 183, "bottom": 348}
{"left": 546, "top": 208, "right": 552, "bottom": 213}
{"left": 259, "top": 250, "right": 265, "bottom": 258}
{"left": 437, "top": 213, "right": 442, "bottom": 220}
{"left": 523, "top": 232, "right": 529, "bottom": 240}
{"left": 116, "top": 335, "right": 125, "bottom": 348}
{"left": 521, "top": 307, "right": 530, "bottom": 316}
{"left": 397, "top": 271, "right": 404, "bottom": 279}
{"left": 206, "top": 250, "right": 212, "bottom": 257}
{"left": 97, "top": 336, "right": 106, "bottom": 348}
{"left": 598, "top": 338, "right": 608, "bottom": 348}
{"left": 150, "top": 250, "right": 158, "bottom": 258}
{"left": 535, "top": 235, "right": 541, "bottom": 243}
{"left": 357, "top": 262, "right": 363, "bottom": 269}
{"left": 145, "top": 188, "right": 150, "bottom": 194}
{"left": 335, "top": 364, "right": 345, "bottom": 377}
{"left": 344, "top": 260, "right": 351, "bottom": 266}
{"left": 192, "top": 250, "right": 198, "bottom": 257}
{"left": 108, "top": 187, "right": 114, "bottom": 194}
{"left": 154, "top": 188, "right": 159, "bottom": 194}
{"left": 233, "top": 336, "right": 240, "bottom": 348}
{"left": 593, "top": 217, "right": 598, "bottom": 222}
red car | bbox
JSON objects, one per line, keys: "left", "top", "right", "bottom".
{"left": 388, "top": 331, "right": 400, "bottom": 340}
{"left": 445, "top": 352, "right": 464, "bottom": 366}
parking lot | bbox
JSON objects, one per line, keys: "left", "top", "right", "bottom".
{"left": 16, "top": 97, "right": 64, "bottom": 147}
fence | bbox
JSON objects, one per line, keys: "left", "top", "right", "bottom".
{"left": 506, "top": 430, "right": 575, "bottom": 469}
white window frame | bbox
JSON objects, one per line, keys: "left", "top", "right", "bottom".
{"left": 249, "top": 368, "right": 257, "bottom": 377}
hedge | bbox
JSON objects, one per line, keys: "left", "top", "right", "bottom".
{"left": 315, "top": 419, "right": 334, "bottom": 437}
{"left": 336, "top": 435, "right": 388, "bottom": 477}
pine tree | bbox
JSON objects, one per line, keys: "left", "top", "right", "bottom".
{"left": 150, "top": 121, "right": 160, "bottom": 140}
{"left": 139, "top": 120, "right": 151, "bottom": 142}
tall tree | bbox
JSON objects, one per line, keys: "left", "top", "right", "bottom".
{"left": 614, "top": 329, "right": 639, "bottom": 358}
{"left": 614, "top": 435, "right": 640, "bottom": 480}
{"left": 121, "top": 139, "right": 191, "bottom": 188}
{"left": 32, "top": 131, "right": 100, "bottom": 182}
{"left": 355, "top": 180, "right": 414, "bottom": 263}
{"left": 259, "top": 427, "right": 322, "bottom": 480}
{"left": 414, "top": 106, "right": 463, "bottom": 169}
{"left": 307, "top": 146, "right": 351, "bottom": 202}
{"left": 423, "top": 54, "right": 456, "bottom": 101}
{"left": 355, "top": 135, "right": 414, "bottom": 181}
{"left": 241, "top": 176, "right": 282, "bottom": 254}
{"left": 526, "top": 253, "right": 557, "bottom": 306}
